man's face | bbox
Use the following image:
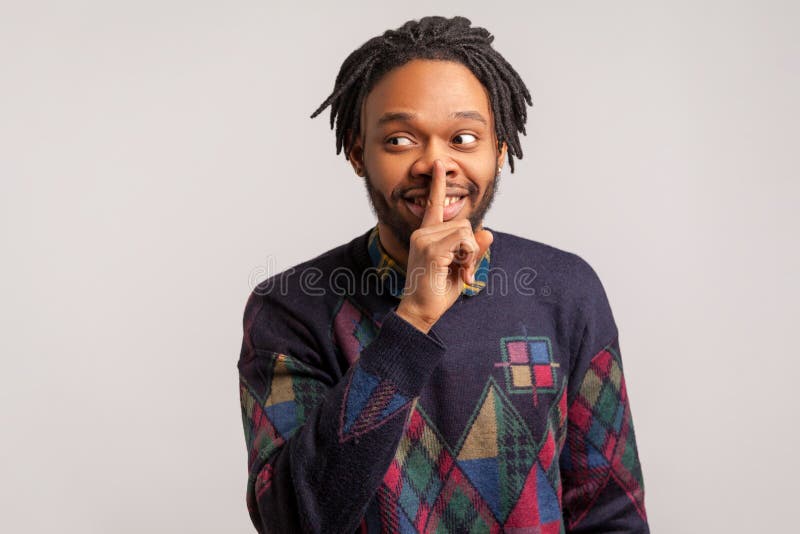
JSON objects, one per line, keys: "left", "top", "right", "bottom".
{"left": 349, "top": 59, "right": 506, "bottom": 252}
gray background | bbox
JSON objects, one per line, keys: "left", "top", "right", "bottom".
{"left": 2, "top": 1, "right": 797, "bottom": 532}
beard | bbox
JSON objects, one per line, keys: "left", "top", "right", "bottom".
{"left": 362, "top": 170, "right": 501, "bottom": 249}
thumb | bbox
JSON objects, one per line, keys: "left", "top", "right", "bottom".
{"left": 475, "top": 229, "right": 493, "bottom": 257}
{"left": 468, "top": 229, "right": 493, "bottom": 284}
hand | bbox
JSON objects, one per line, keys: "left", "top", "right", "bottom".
{"left": 395, "top": 160, "right": 493, "bottom": 334}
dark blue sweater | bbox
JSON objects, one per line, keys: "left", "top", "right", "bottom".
{"left": 238, "top": 227, "right": 649, "bottom": 533}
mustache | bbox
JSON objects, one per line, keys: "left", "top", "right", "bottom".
{"left": 392, "top": 181, "right": 479, "bottom": 200}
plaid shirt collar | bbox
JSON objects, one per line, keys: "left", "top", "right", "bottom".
{"left": 366, "top": 225, "right": 491, "bottom": 299}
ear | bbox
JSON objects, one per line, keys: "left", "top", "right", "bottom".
{"left": 346, "top": 129, "right": 366, "bottom": 177}
{"left": 496, "top": 141, "right": 508, "bottom": 173}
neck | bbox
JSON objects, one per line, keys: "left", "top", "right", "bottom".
{"left": 377, "top": 222, "right": 410, "bottom": 268}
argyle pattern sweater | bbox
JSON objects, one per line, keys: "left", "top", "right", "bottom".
{"left": 238, "top": 227, "right": 649, "bottom": 533}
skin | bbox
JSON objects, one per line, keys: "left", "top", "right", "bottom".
{"left": 347, "top": 59, "right": 507, "bottom": 333}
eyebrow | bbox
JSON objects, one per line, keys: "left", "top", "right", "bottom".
{"left": 376, "top": 110, "right": 488, "bottom": 126}
{"left": 450, "top": 110, "right": 487, "bottom": 125}
{"left": 376, "top": 111, "right": 415, "bottom": 126}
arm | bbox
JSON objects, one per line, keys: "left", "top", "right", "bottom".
{"left": 238, "top": 293, "right": 445, "bottom": 533}
{"left": 559, "top": 262, "right": 649, "bottom": 533}
{"left": 561, "top": 337, "right": 649, "bottom": 532}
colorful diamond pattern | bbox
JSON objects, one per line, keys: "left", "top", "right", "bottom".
{"left": 560, "top": 344, "right": 646, "bottom": 528}
{"left": 332, "top": 298, "right": 379, "bottom": 366}
{"left": 340, "top": 364, "right": 410, "bottom": 442}
{"left": 368, "top": 376, "right": 569, "bottom": 533}
{"left": 240, "top": 352, "right": 325, "bottom": 505}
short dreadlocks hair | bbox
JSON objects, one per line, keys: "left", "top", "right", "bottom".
{"left": 310, "top": 16, "right": 533, "bottom": 172}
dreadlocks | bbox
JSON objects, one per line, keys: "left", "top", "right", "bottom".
{"left": 310, "top": 16, "right": 533, "bottom": 172}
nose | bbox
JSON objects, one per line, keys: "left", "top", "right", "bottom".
{"left": 410, "top": 142, "right": 458, "bottom": 181}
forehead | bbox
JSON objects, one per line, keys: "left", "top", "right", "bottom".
{"left": 363, "top": 59, "right": 492, "bottom": 126}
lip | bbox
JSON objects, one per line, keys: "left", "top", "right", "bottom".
{"left": 404, "top": 195, "right": 468, "bottom": 221}
{"left": 402, "top": 186, "right": 472, "bottom": 198}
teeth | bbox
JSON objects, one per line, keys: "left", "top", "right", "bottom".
{"left": 407, "top": 196, "right": 463, "bottom": 208}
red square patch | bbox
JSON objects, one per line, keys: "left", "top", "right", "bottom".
{"left": 533, "top": 364, "right": 554, "bottom": 388}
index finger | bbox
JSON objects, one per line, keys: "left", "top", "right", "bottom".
{"left": 421, "top": 160, "right": 446, "bottom": 227}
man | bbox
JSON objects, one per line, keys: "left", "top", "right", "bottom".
{"left": 238, "top": 16, "right": 649, "bottom": 533}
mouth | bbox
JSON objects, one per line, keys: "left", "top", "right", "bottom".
{"left": 403, "top": 194, "right": 469, "bottom": 221}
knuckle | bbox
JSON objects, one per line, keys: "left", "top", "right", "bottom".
{"left": 411, "top": 231, "right": 427, "bottom": 245}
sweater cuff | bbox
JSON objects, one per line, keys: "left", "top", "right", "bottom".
{"left": 357, "top": 310, "right": 446, "bottom": 397}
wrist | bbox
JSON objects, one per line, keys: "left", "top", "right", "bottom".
{"left": 395, "top": 302, "right": 436, "bottom": 334}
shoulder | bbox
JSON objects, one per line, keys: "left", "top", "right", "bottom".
{"left": 240, "top": 230, "right": 370, "bottom": 358}
{"left": 488, "top": 228, "right": 609, "bottom": 304}
{"left": 489, "top": 229, "right": 619, "bottom": 371}
{"left": 250, "top": 230, "right": 368, "bottom": 300}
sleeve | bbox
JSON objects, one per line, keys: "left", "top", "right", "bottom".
{"left": 559, "top": 262, "right": 649, "bottom": 533}
{"left": 237, "top": 292, "right": 446, "bottom": 533}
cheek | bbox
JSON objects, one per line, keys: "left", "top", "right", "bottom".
{"left": 365, "top": 154, "right": 409, "bottom": 194}
{"left": 462, "top": 155, "right": 499, "bottom": 190}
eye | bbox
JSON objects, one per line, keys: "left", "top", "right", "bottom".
{"left": 386, "top": 136, "right": 413, "bottom": 146}
{"left": 453, "top": 133, "right": 478, "bottom": 145}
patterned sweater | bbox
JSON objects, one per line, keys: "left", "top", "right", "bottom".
{"left": 238, "top": 226, "right": 649, "bottom": 533}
